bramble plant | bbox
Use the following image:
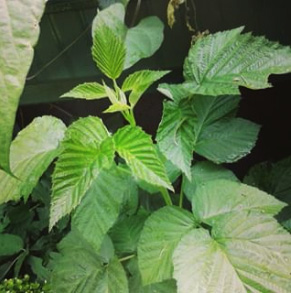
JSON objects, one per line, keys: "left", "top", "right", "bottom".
{"left": 0, "top": 1, "right": 291, "bottom": 292}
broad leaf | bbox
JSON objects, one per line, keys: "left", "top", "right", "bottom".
{"left": 61, "top": 82, "right": 107, "bottom": 100}
{"left": 0, "top": 0, "right": 46, "bottom": 173}
{"left": 127, "top": 258, "right": 177, "bottom": 293}
{"left": 124, "top": 17, "right": 164, "bottom": 69}
{"left": 72, "top": 166, "right": 129, "bottom": 250}
{"left": 92, "top": 25, "right": 126, "bottom": 79}
{"left": 92, "top": 3, "right": 126, "bottom": 40}
{"left": 109, "top": 212, "right": 148, "bottom": 255}
{"left": 195, "top": 118, "right": 260, "bottom": 164}
{"left": 183, "top": 161, "right": 238, "bottom": 201}
{"left": 0, "top": 234, "right": 23, "bottom": 256}
{"left": 174, "top": 212, "right": 291, "bottom": 293}
{"left": 181, "top": 27, "right": 291, "bottom": 96}
{"left": 51, "top": 231, "right": 128, "bottom": 293}
{"left": 0, "top": 116, "right": 66, "bottom": 204}
{"left": 138, "top": 206, "right": 196, "bottom": 285}
{"left": 192, "top": 179, "right": 286, "bottom": 225}
{"left": 50, "top": 116, "right": 114, "bottom": 229}
{"left": 157, "top": 99, "right": 195, "bottom": 179}
{"left": 122, "top": 70, "right": 170, "bottom": 106}
{"left": 114, "top": 126, "right": 173, "bottom": 191}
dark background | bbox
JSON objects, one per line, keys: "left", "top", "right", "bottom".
{"left": 18, "top": 0, "right": 291, "bottom": 178}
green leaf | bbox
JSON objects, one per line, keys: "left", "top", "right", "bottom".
{"left": 52, "top": 231, "right": 128, "bottom": 293}
{"left": 0, "top": 116, "right": 66, "bottom": 204}
{"left": 282, "top": 219, "right": 291, "bottom": 232}
{"left": 103, "top": 102, "right": 130, "bottom": 113}
{"left": 124, "top": 17, "right": 164, "bottom": 69}
{"left": 99, "top": 0, "right": 129, "bottom": 9}
{"left": 114, "top": 126, "right": 173, "bottom": 191}
{"left": 138, "top": 206, "right": 196, "bottom": 285}
{"left": 181, "top": 27, "right": 291, "bottom": 95}
{"left": 92, "top": 3, "right": 127, "bottom": 40}
{"left": 0, "top": 234, "right": 23, "bottom": 256}
{"left": 157, "top": 100, "right": 195, "bottom": 179}
{"left": 122, "top": 70, "right": 170, "bottom": 106}
{"left": 28, "top": 256, "right": 50, "bottom": 281}
{"left": 50, "top": 116, "right": 114, "bottom": 229}
{"left": 192, "top": 179, "right": 286, "bottom": 225}
{"left": 127, "top": 258, "right": 177, "bottom": 293}
{"left": 183, "top": 161, "right": 238, "bottom": 201}
{"left": 61, "top": 82, "right": 107, "bottom": 100}
{"left": 109, "top": 213, "right": 148, "bottom": 255}
{"left": 195, "top": 118, "right": 260, "bottom": 164}
{"left": 72, "top": 166, "right": 129, "bottom": 250}
{"left": 92, "top": 25, "right": 126, "bottom": 79}
{"left": 0, "top": 0, "right": 46, "bottom": 173}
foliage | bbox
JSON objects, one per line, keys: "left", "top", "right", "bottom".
{"left": 0, "top": 1, "right": 291, "bottom": 293}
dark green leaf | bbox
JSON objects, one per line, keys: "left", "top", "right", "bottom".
{"left": 28, "top": 256, "right": 50, "bottom": 281}
{"left": 138, "top": 206, "right": 196, "bottom": 285}
{"left": 0, "top": 0, "right": 46, "bottom": 172}
{"left": 0, "top": 234, "right": 23, "bottom": 256}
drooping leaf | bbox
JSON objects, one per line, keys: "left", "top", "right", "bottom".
{"left": 92, "top": 25, "right": 126, "bottom": 79}
{"left": 0, "top": 0, "right": 46, "bottom": 173}
{"left": 183, "top": 161, "right": 238, "bottom": 201}
{"left": 50, "top": 116, "right": 114, "bottom": 229}
{"left": 124, "top": 17, "right": 164, "bottom": 69}
{"left": 51, "top": 231, "right": 128, "bottom": 293}
{"left": 61, "top": 82, "right": 107, "bottom": 100}
{"left": 192, "top": 179, "right": 286, "bottom": 225}
{"left": 72, "top": 166, "right": 129, "bottom": 251}
{"left": 195, "top": 118, "right": 260, "bottom": 164}
{"left": 181, "top": 27, "right": 291, "bottom": 96}
{"left": 127, "top": 258, "right": 177, "bottom": 293}
{"left": 92, "top": 3, "right": 127, "bottom": 40}
{"left": 109, "top": 212, "right": 148, "bottom": 255}
{"left": 0, "top": 234, "right": 23, "bottom": 256}
{"left": 157, "top": 99, "right": 195, "bottom": 179}
{"left": 0, "top": 116, "right": 66, "bottom": 204}
{"left": 138, "top": 206, "right": 196, "bottom": 285}
{"left": 122, "top": 70, "right": 170, "bottom": 106}
{"left": 114, "top": 126, "right": 173, "bottom": 191}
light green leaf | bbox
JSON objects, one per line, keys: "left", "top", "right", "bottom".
{"left": 183, "top": 161, "right": 238, "bottom": 201}
{"left": 0, "top": 116, "right": 66, "bottom": 204}
{"left": 61, "top": 82, "right": 107, "bottom": 100}
{"left": 0, "top": 0, "right": 46, "bottom": 172}
{"left": 157, "top": 100, "right": 195, "bottom": 179}
{"left": 213, "top": 212, "right": 291, "bottom": 292}
{"left": 72, "top": 166, "right": 128, "bottom": 251}
{"left": 158, "top": 83, "right": 191, "bottom": 102}
{"left": 138, "top": 206, "right": 196, "bottom": 285}
{"left": 122, "top": 70, "right": 170, "bottom": 106}
{"left": 103, "top": 102, "right": 130, "bottom": 113}
{"left": 182, "top": 27, "right": 291, "bottom": 95}
{"left": 0, "top": 234, "right": 23, "bottom": 256}
{"left": 92, "top": 3, "right": 127, "bottom": 40}
{"left": 52, "top": 231, "right": 128, "bottom": 293}
{"left": 195, "top": 118, "right": 260, "bottom": 164}
{"left": 114, "top": 126, "right": 173, "bottom": 191}
{"left": 50, "top": 116, "right": 114, "bottom": 229}
{"left": 109, "top": 212, "right": 148, "bottom": 255}
{"left": 192, "top": 179, "right": 286, "bottom": 225}
{"left": 92, "top": 25, "right": 126, "bottom": 79}
{"left": 173, "top": 228, "right": 247, "bottom": 293}
{"left": 127, "top": 258, "right": 177, "bottom": 293}
{"left": 124, "top": 17, "right": 164, "bottom": 69}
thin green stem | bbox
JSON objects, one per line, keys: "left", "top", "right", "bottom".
{"left": 179, "top": 176, "right": 185, "bottom": 208}
{"left": 159, "top": 187, "right": 173, "bottom": 206}
{"left": 119, "top": 254, "right": 135, "bottom": 262}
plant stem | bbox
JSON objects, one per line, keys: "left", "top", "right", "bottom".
{"left": 160, "top": 187, "right": 173, "bottom": 206}
{"left": 119, "top": 254, "right": 135, "bottom": 262}
{"left": 179, "top": 176, "right": 185, "bottom": 208}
